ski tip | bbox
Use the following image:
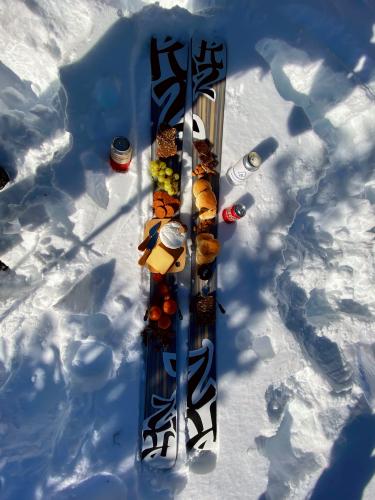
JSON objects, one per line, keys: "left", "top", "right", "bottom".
{"left": 188, "top": 449, "right": 217, "bottom": 474}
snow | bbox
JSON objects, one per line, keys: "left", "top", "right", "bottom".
{"left": 1, "top": 0, "right": 375, "bottom": 499}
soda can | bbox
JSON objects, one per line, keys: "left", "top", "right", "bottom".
{"left": 222, "top": 203, "right": 246, "bottom": 223}
{"left": 110, "top": 136, "right": 132, "bottom": 172}
{"left": 226, "top": 151, "right": 262, "bottom": 185}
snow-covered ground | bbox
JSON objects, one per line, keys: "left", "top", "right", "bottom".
{"left": 1, "top": 0, "right": 375, "bottom": 499}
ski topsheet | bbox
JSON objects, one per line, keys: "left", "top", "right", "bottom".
{"left": 186, "top": 40, "right": 227, "bottom": 455}
{"left": 140, "top": 37, "right": 188, "bottom": 469}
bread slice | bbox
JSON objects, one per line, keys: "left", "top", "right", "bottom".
{"left": 196, "top": 233, "right": 220, "bottom": 264}
{"left": 199, "top": 207, "right": 217, "bottom": 220}
{"left": 196, "top": 189, "right": 217, "bottom": 210}
{"left": 197, "top": 252, "right": 217, "bottom": 265}
{"left": 198, "top": 238, "right": 220, "bottom": 255}
{"left": 193, "top": 178, "right": 212, "bottom": 197}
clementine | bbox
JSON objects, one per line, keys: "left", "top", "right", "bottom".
{"left": 163, "top": 299, "right": 178, "bottom": 315}
{"left": 149, "top": 305, "right": 162, "bottom": 321}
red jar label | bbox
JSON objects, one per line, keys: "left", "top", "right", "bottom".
{"left": 222, "top": 206, "right": 238, "bottom": 223}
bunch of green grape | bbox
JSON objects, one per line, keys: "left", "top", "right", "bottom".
{"left": 149, "top": 160, "right": 180, "bottom": 196}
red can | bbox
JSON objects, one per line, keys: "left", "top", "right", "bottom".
{"left": 110, "top": 136, "right": 132, "bottom": 172}
{"left": 222, "top": 203, "right": 246, "bottom": 223}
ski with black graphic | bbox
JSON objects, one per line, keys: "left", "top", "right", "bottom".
{"left": 186, "top": 39, "right": 227, "bottom": 458}
{"left": 140, "top": 37, "right": 188, "bottom": 469}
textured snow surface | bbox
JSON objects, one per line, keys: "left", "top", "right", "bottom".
{"left": 1, "top": 0, "right": 375, "bottom": 499}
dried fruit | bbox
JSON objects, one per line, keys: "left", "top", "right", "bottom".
{"left": 152, "top": 191, "right": 180, "bottom": 218}
{"left": 164, "top": 204, "right": 175, "bottom": 217}
{"left": 155, "top": 206, "right": 167, "bottom": 218}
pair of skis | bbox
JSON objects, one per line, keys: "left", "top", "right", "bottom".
{"left": 141, "top": 37, "right": 226, "bottom": 469}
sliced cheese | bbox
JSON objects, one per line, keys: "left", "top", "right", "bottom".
{"left": 146, "top": 245, "right": 175, "bottom": 274}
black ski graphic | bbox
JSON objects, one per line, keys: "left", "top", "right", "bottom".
{"left": 186, "top": 39, "right": 227, "bottom": 455}
{"left": 140, "top": 37, "right": 188, "bottom": 469}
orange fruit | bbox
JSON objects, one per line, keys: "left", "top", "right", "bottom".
{"left": 149, "top": 305, "right": 162, "bottom": 321}
{"left": 163, "top": 299, "right": 178, "bottom": 316}
{"left": 158, "top": 314, "right": 172, "bottom": 330}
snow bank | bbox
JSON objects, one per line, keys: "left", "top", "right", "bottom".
{"left": 51, "top": 472, "right": 126, "bottom": 499}
{"left": 0, "top": 0, "right": 118, "bottom": 95}
{"left": 1, "top": 1, "right": 375, "bottom": 499}
{"left": 256, "top": 36, "right": 375, "bottom": 386}
{"left": 255, "top": 34, "right": 375, "bottom": 499}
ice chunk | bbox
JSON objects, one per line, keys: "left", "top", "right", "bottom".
{"left": 85, "top": 170, "right": 109, "bottom": 209}
{"left": 253, "top": 336, "right": 275, "bottom": 360}
{"left": 67, "top": 339, "right": 113, "bottom": 392}
{"left": 55, "top": 260, "right": 115, "bottom": 314}
{"left": 2, "top": 219, "right": 21, "bottom": 235}
{"left": 85, "top": 313, "right": 111, "bottom": 335}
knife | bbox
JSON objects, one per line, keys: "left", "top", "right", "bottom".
{"left": 138, "top": 221, "right": 161, "bottom": 251}
{"left": 138, "top": 231, "right": 159, "bottom": 266}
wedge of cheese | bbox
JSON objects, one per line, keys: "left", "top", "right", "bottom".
{"left": 146, "top": 244, "right": 175, "bottom": 274}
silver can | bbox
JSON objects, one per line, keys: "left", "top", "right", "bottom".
{"left": 226, "top": 151, "right": 262, "bottom": 186}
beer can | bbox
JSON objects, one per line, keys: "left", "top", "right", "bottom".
{"left": 222, "top": 203, "right": 246, "bottom": 223}
{"left": 110, "top": 136, "right": 132, "bottom": 172}
{"left": 226, "top": 150, "right": 262, "bottom": 185}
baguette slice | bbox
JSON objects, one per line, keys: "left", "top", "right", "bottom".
{"left": 193, "top": 178, "right": 212, "bottom": 197}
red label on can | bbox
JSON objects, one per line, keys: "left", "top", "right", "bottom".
{"left": 222, "top": 206, "right": 240, "bottom": 223}
{"left": 110, "top": 157, "right": 131, "bottom": 172}
{"left": 110, "top": 136, "right": 132, "bottom": 172}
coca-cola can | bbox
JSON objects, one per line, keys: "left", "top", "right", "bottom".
{"left": 222, "top": 203, "right": 246, "bottom": 223}
{"left": 110, "top": 136, "right": 132, "bottom": 172}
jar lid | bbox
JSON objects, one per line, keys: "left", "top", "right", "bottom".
{"left": 247, "top": 151, "right": 262, "bottom": 168}
{"left": 112, "top": 136, "right": 130, "bottom": 152}
{"left": 234, "top": 204, "right": 246, "bottom": 217}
